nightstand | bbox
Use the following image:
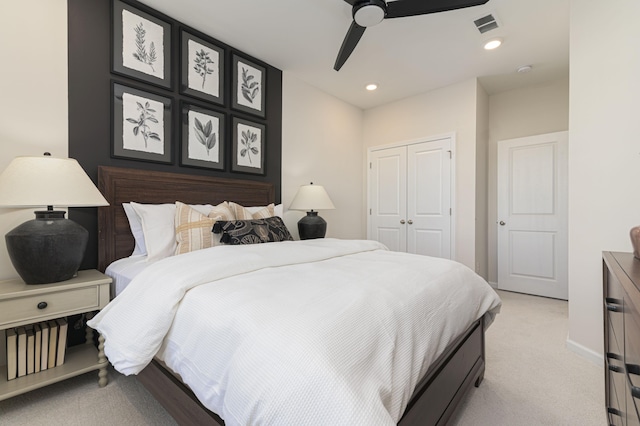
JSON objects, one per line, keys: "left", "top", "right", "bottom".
{"left": 0, "top": 269, "right": 111, "bottom": 401}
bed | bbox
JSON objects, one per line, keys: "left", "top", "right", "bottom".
{"left": 91, "top": 166, "right": 500, "bottom": 426}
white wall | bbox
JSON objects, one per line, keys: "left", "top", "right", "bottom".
{"left": 567, "top": 0, "right": 640, "bottom": 361}
{"left": 363, "top": 79, "right": 480, "bottom": 270}
{"left": 0, "top": 0, "right": 68, "bottom": 281}
{"left": 281, "top": 73, "right": 365, "bottom": 240}
{"left": 475, "top": 82, "right": 489, "bottom": 279}
{"left": 486, "top": 78, "right": 570, "bottom": 284}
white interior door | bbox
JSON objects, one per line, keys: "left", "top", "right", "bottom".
{"left": 497, "top": 131, "right": 568, "bottom": 300}
{"left": 369, "top": 146, "right": 407, "bottom": 252}
{"left": 407, "top": 140, "right": 451, "bottom": 258}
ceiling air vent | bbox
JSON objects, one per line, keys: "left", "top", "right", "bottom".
{"left": 474, "top": 14, "right": 499, "bottom": 34}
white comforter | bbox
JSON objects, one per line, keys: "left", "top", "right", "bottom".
{"left": 88, "top": 239, "right": 501, "bottom": 426}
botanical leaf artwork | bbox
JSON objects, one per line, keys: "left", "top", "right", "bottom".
{"left": 235, "top": 61, "right": 263, "bottom": 112}
{"left": 132, "top": 23, "right": 157, "bottom": 72}
{"left": 121, "top": 92, "right": 164, "bottom": 155}
{"left": 187, "top": 39, "right": 220, "bottom": 97}
{"left": 121, "top": 10, "right": 164, "bottom": 78}
{"left": 194, "top": 117, "right": 216, "bottom": 155}
{"left": 125, "top": 101, "right": 161, "bottom": 148}
{"left": 194, "top": 49, "right": 214, "bottom": 89}
{"left": 188, "top": 110, "right": 220, "bottom": 163}
{"left": 241, "top": 67, "right": 260, "bottom": 104}
{"left": 240, "top": 129, "right": 260, "bottom": 165}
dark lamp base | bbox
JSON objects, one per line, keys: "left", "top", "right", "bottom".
{"left": 298, "top": 211, "right": 327, "bottom": 240}
{"left": 5, "top": 211, "right": 88, "bottom": 284}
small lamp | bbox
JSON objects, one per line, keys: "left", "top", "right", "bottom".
{"left": 0, "top": 154, "right": 109, "bottom": 284}
{"left": 289, "top": 182, "right": 335, "bottom": 240}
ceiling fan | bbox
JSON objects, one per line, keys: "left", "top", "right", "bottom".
{"left": 334, "top": 0, "right": 490, "bottom": 71}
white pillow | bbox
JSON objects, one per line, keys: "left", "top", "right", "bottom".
{"left": 246, "top": 203, "right": 283, "bottom": 217}
{"left": 129, "top": 203, "right": 213, "bottom": 263}
{"left": 123, "top": 203, "right": 146, "bottom": 256}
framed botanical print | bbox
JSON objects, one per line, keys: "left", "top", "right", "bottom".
{"left": 231, "top": 117, "right": 265, "bottom": 175}
{"left": 180, "top": 103, "right": 225, "bottom": 170}
{"left": 112, "top": 0, "right": 172, "bottom": 89}
{"left": 112, "top": 82, "right": 172, "bottom": 163}
{"left": 180, "top": 30, "right": 224, "bottom": 105}
{"left": 231, "top": 54, "right": 266, "bottom": 118}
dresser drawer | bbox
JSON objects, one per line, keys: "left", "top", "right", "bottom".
{"left": 0, "top": 286, "right": 100, "bottom": 327}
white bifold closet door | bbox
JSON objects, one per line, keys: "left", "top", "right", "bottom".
{"left": 368, "top": 137, "right": 452, "bottom": 259}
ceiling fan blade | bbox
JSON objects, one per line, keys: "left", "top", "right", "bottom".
{"left": 386, "top": 0, "right": 489, "bottom": 19}
{"left": 334, "top": 21, "right": 366, "bottom": 71}
{"left": 342, "top": 0, "right": 358, "bottom": 5}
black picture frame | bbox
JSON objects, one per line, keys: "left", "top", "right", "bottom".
{"left": 180, "top": 30, "right": 225, "bottom": 106}
{"left": 231, "top": 116, "right": 265, "bottom": 175}
{"left": 112, "top": 0, "right": 172, "bottom": 89}
{"left": 112, "top": 82, "right": 173, "bottom": 164}
{"left": 180, "top": 102, "right": 225, "bottom": 170}
{"left": 231, "top": 54, "right": 266, "bottom": 118}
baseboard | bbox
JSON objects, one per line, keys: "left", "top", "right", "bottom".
{"left": 488, "top": 281, "right": 498, "bottom": 289}
{"left": 565, "top": 338, "right": 603, "bottom": 367}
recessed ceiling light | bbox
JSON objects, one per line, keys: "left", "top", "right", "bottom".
{"left": 366, "top": 83, "right": 378, "bottom": 91}
{"left": 483, "top": 38, "right": 502, "bottom": 50}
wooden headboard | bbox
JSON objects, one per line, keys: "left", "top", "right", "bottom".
{"left": 97, "top": 166, "right": 275, "bottom": 271}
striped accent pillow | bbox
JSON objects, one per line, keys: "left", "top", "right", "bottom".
{"left": 228, "top": 202, "right": 274, "bottom": 220}
{"left": 174, "top": 202, "right": 234, "bottom": 255}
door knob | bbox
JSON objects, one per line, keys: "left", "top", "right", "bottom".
{"left": 400, "top": 220, "right": 406, "bottom": 224}
{"left": 407, "top": 220, "right": 413, "bottom": 225}
{"left": 499, "top": 221, "right": 506, "bottom": 226}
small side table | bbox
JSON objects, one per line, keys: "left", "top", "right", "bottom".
{"left": 0, "top": 269, "right": 111, "bottom": 401}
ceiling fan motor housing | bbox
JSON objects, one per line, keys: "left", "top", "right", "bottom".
{"left": 353, "top": 0, "right": 387, "bottom": 27}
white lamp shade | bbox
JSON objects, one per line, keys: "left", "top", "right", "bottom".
{"left": 0, "top": 156, "right": 109, "bottom": 208}
{"left": 289, "top": 183, "right": 335, "bottom": 211}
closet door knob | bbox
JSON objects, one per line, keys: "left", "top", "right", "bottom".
{"left": 407, "top": 220, "right": 413, "bottom": 225}
{"left": 400, "top": 220, "right": 406, "bottom": 225}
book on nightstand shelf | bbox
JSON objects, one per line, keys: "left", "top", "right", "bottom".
{"left": 34, "top": 324, "right": 41, "bottom": 373}
{"left": 16, "top": 327, "right": 26, "bottom": 378}
{"left": 6, "top": 328, "right": 17, "bottom": 381}
{"left": 26, "top": 327, "right": 35, "bottom": 375}
{"left": 47, "top": 320, "right": 58, "bottom": 369}
{"left": 55, "top": 318, "right": 68, "bottom": 366}
{"left": 40, "top": 322, "right": 49, "bottom": 371}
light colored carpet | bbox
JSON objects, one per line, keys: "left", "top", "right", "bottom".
{"left": 0, "top": 290, "right": 605, "bottom": 425}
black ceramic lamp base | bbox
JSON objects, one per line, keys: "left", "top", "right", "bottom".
{"left": 5, "top": 211, "right": 88, "bottom": 284}
{"left": 297, "top": 211, "right": 327, "bottom": 240}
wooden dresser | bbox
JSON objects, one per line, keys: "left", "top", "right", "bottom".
{"left": 603, "top": 252, "right": 640, "bottom": 425}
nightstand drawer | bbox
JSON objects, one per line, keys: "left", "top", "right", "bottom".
{"left": 0, "top": 286, "right": 100, "bottom": 326}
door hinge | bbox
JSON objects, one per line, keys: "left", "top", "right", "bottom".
{"left": 448, "top": 150, "right": 452, "bottom": 159}
{"left": 369, "top": 162, "right": 372, "bottom": 169}
{"left": 449, "top": 208, "right": 452, "bottom": 215}
{"left": 369, "top": 208, "right": 372, "bottom": 215}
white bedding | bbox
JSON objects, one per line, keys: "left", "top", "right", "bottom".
{"left": 104, "top": 255, "right": 148, "bottom": 296}
{"left": 89, "top": 239, "right": 501, "bottom": 426}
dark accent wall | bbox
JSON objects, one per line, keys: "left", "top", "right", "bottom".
{"left": 67, "top": 0, "right": 282, "bottom": 269}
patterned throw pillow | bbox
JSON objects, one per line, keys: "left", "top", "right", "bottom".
{"left": 175, "top": 201, "right": 234, "bottom": 255}
{"left": 212, "top": 216, "right": 293, "bottom": 245}
{"left": 228, "top": 202, "right": 274, "bottom": 220}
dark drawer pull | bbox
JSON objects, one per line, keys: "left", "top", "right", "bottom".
{"left": 607, "top": 352, "right": 623, "bottom": 360}
{"left": 609, "top": 364, "right": 624, "bottom": 373}
{"left": 633, "top": 386, "right": 640, "bottom": 399}
{"left": 37, "top": 301, "right": 48, "bottom": 310}
{"left": 606, "top": 297, "right": 623, "bottom": 312}
{"left": 628, "top": 363, "right": 640, "bottom": 376}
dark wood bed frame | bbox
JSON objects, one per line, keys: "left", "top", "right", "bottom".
{"left": 97, "top": 166, "right": 486, "bottom": 426}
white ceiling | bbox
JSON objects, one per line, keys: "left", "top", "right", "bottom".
{"left": 140, "top": 0, "right": 570, "bottom": 110}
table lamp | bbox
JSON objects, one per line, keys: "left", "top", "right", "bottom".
{"left": 289, "top": 182, "right": 335, "bottom": 240}
{"left": 0, "top": 154, "right": 109, "bottom": 284}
